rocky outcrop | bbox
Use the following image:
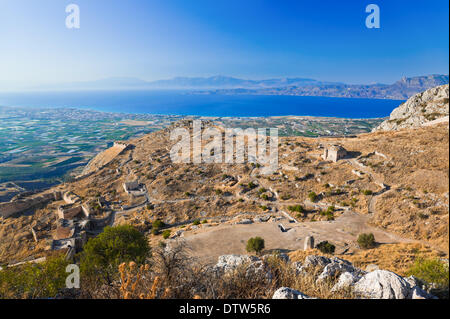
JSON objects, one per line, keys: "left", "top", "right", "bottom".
{"left": 353, "top": 270, "right": 411, "bottom": 299}
{"left": 373, "top": 84, "right": 449, "bottom": 131}
{"left": 213, "top": 254, "right": 271, "bottom": 280}
{"left": 269, "top": 254, "right": 438, "bottom": 299}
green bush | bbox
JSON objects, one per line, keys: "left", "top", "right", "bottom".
{"left": 80, "top": 225, "right": 150, "bottom": 283}
{"left": 407, "top": 258, "right": 449, "bottom": 289}
{"left": 0, "top": 255, "right": 69, "bottom": 299}
{"left": 162, "top": 230, "right": 171, "bottom": 239}
{"left": 288, "top": 205, "right": 304, "bottom": 213}
{"left": 152, "top": 219, "right": 165, "bottom": 231}
{"left": 362, "top": 190, "right": 373, "bottom": 195}
{"left": 192, "top": 219, "right": 201, "bottom": 226}
{"left": 316, "top": 241, "right": 335, "bottom": 254}
{"left": 246, "top": 237, "right": 265, "bottom": 255}
{"left": 357, "top": 233, "right": 376, "bottom": 249}
{"left": 308, "top": 191, "right": 318, "bottom": 202}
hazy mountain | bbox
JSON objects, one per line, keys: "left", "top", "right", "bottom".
{"left": 204, "top": 74, "right": 449, "bottom": 100}
{"left": 17, "top": 74, "right": 449, "bottom": 100}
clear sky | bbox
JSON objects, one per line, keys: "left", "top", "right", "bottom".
{"left": 0, "top": 0, "right": 448, "bottom": 89}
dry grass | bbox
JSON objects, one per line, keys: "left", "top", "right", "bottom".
{"left": 289, "top": 243, "right": 448, "bottom": 277}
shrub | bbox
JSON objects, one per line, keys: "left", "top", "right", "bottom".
{"left": 152, "top": 219, "right": 165, "bottom": 231}
{"left": 362, "top": 190, "right": 373, "bottom": 195}
{"left": 261, "top": 194, "right": 269, "bottom": 200}
{"left": 258, "top": 188, "right": 266, "bottom": 194}
{"left": 248, "top": 182, "right": 256, "bottom": 189}
{"left": 0, "top": 255, "right": 69, "bottom": 299}
{"left": 201, "top": 219, "right": 208, "bottom": 224}
{"left": 316, "top": 241, "right": 335, "bottom": 254}
{"left": 288, "top": 205, "right": 304, "bottom": 213}
{"left": 80, "top": 225, "right": 150, "bottom": 283}
{"left": 357, "top": 233, "right": 376, "bottom": 249}
{"left": 407, "top": 258, "right": 449, "bottom": 289}
{"left": 246, "top": 237, "right": 265, "bottom": 255}
{"left": 162, "top": 230, "right": 171, "bottom": 239}
{"left": 308, "top": 191, "right": 318, "bottom": 202}
{"left": 215, "top": 189, "right": 223, "bottom": 195}
{"left": 192, "top": 219, "right": 201, "bottom": 226}
{"left": 260, "top": 205, "right": 268, "bottom": 211}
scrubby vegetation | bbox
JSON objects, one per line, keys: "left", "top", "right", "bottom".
{"left": 407, "top": 257, "right": 449, "bottom": 298}
{"left": 246, "top": 237, "right": 265, "bottom": 255}
{"left": 308, "top": 191, "right": 318, "bottom": 202}
{"left": 0, "top": 255, "right": 69, "bottom": 299}
{"left": 357, "top": 233, "right": 376, "bottom": 249}
{"left": 316, "top": 241, "right": 335, "bottom": 254}
{"left": 79, "top": 225, "right": 150, "bottom": 285}
{"left": 287, "top": 205, "right": 304, "bottom": 213}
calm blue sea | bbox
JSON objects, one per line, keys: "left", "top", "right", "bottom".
{"left": 0, "top": 90, "right": 402, "bottom": 118}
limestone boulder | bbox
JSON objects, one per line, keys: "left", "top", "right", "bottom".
{"left": 272, "top": 287, "right": 312, "bottom": 299}
{"left": 353, "top": 270, "right": 411, "bottom": 299}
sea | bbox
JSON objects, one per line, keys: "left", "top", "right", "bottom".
{"left": 0, "top": 90, "right": 402, "bottom": 118}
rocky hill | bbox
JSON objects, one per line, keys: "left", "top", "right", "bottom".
{"left": 200, "top": 75, "right": 449, "bottom": 100}
{"left": 373, "top": 84, "right": 449, "bottom": 131}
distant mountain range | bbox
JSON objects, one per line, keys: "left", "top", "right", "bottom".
{"left": 28, "top": 74, "right": 449, "bottom": 100}
{"left": 198, "top": 74, "right": 449, "bottom": 100}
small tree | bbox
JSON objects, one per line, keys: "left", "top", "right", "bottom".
{"left": 162, "top": 230, "right": 171, "bottom": 239}
{"left": 357, "top": 233, "right": 376, "bottom": 249}
{"left": 80, "top": 225, "right": 150, "bottom": 284}
{"left": 0, "top": 255, "right": 69, "bottom": 299}
{"left": 246, "top": 237, "right": 265, "bottom": 255}
{"left": 308, "top": 191, "right": 318, "bottom": 202}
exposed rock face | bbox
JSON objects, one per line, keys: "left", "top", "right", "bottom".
{"left": 316, "top": 257, "right": 365, "bottom": 284}
{"left": 213, "top": 254, "right": 271, "bottom": 280}
{"left": 373, "top": 84, "right": 449, "bottom": 132}
{"left": 272, "top": 287, "right": 312, "bottom": 299}
{"left": 214, "top": 254, "right": 259, "bottom": 273}
{"left": 303, "top": 255, "right": 332, "bottom": 269}
{"left": 353, "top": 270, "right": 412, "bottom": 299}
{"left": 331, "top": 272, "right": 362, "bottom": 292}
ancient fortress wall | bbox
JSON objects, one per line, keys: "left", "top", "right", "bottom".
{"left": 0, "top": 191, "right": 62, "bottom": 218}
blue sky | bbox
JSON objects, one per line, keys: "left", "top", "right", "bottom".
{"left": 0, "top": 0, "right": 448, "bottom": 88}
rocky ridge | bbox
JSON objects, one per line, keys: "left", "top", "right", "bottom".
{"left": 373, "top": 84, "right": 449, "bottom": 131}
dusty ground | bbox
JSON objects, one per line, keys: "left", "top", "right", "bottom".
{"left": 179, "top": 211, "right": 420, "bottom": 265}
